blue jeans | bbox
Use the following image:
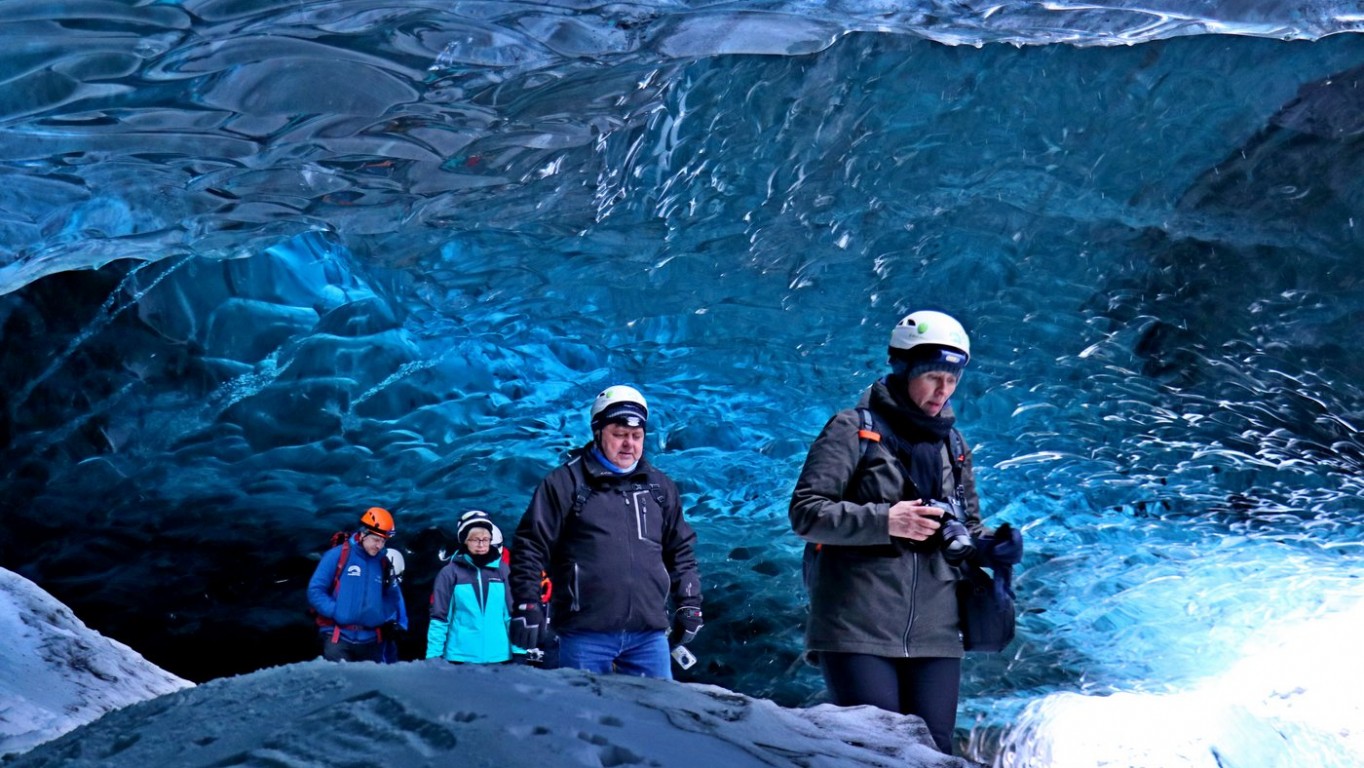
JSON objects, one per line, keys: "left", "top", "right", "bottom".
{"left": 557, "top": 629, "right": 672, "bottom": 679}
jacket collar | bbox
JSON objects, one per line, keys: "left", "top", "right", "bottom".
{"left": 578, "top": 443, "right": 651, "bottom": 483}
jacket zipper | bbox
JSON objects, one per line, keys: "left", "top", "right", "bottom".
{"left": 475, "top": 566, "right": 487, "bottom": 612}
{"left": 626, "top": 491, "right": 639, "bottom": 625}
{"left": 902, "top": 551, "right": 919, "bottom": 655}
{"left": 571, "top": 563, "right": 580, "bottom": 612}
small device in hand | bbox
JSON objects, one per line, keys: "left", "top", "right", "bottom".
{"left": 670, "top": 645, "right": 697, "bottom": 670}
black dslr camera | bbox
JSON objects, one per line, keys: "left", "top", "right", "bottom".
{"left": 926, "top": 497, "right": 975, "bottom": 564}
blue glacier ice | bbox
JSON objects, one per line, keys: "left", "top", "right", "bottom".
{"left": 2, "top": 1, "right": 1364, "bottom": 763}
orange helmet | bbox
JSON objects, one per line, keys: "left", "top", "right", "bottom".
{"left": 359, "top": 506, "right": 396, "bottom": 538}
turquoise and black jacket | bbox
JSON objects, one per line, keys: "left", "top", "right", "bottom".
{"left": 426, "top": 549, "right": 514, "bottom": 663}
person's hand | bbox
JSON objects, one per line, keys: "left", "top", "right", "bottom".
{"left": 510, "top": 603, "right": 545, "bottom": 650}
{"left": 669, "top": 606, "right": 703, "bottom": 646}
{"left": 888, "top": 500, "right": 943, "bottom": 541}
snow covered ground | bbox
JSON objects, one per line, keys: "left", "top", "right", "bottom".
{"left": 0, "top": 568, "right": 191, "bottom": 757}
{"left": 4, "top": 566, "right": 1360, "bottom": 768}
{"left": 9, "top": 661, "right": 983, "bottom": 768}
{"left": 0, "top": 567, "right": 971, "bottom": 767}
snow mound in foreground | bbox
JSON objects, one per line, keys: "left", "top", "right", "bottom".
{"left": 0, "top": 568, "right": 192, "bottom": 757}
{"left": 7, "top": 658, "right": 972, "bottom": 768}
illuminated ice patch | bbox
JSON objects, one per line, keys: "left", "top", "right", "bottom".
{"left": 999, "top": 560, "right": 1364, "bottom": 767}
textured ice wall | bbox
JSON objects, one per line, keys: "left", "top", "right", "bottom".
{"left": 2, "top": 2, "right": 1364, "bottom": 763}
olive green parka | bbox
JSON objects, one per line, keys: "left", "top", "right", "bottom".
{"left": 790, "top": 378, "right": 982, "bottom": 659}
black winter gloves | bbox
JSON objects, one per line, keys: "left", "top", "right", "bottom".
{"left": 669, "top": 606, "right": 704, "bottom": 646}
{"left": 510, "top": 603, "right": 545, "bottom": 650}
{"left": 972, "top": 522, "right": 1024, "bottom": 568}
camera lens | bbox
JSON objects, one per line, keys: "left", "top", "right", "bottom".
{"left": 934, "top": 503, "right": 975, "bottom": 564}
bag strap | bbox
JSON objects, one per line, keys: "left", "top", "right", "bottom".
{"left": 849, "top": 408, "right": 880, "bottom": 490}
{"left": 569, "top": 456, "right": 665, "bottom": 513}
{"left": 330, "top": 537, "right": 350, "bottom": 596}
{"left": 568, "top": 458, "right": 593, "bottom": 518}
{"left": 943, "top": 428, "right": 966, "bottom": 506}
{"left": 549, "top": 458, "right": 592, "bottom": 570}
{"left": 856, "top": 407, "right": 881, "bottom": 458}
{"left": 315, "top": 536, "right": 352, "bottom": 630}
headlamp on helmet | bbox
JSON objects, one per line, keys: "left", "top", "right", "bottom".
{"left": 888, "top": 311, "right": 970, "bottom": 362}
{"left": 888, "top": 311, "right": 971, "bottom": 380}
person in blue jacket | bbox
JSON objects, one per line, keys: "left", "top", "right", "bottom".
{"left": 308, "top": 506, "right": 407, "bottom": 662}
{"left": 426, "top": 510, "right": 516, "bottom": 664}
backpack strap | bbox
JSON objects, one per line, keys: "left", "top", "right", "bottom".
{"left": 846, "top": 407, "right": 882, "bottom": 490}
{"left": 943, "top": 428, "right": 966, "bottom": 504}
{"left": 630, "top": 481, "right": 666, "bottom": 508}
{"left": 316, "top": 534, "right": 394, "bottom": 643}
{"left": 568, "top": 456, "right": 666, "bottom": 513}
{"left": 856, "top": 407, "right": 880, "bottom": 461}
{"left": 859, "top": 407, "right": 964, "bottom": 501}
{"left": 947, "top": 428, "right": 966, "bottom": 471}
{"left": 806, "top": 409, "right": 880, "bottom": 582}
{"left": 329, "top": 537, "right": 351, "bottom": 597}
{"left": 546, "top": 458, "right": 593, "bottom": 579}
{"left": 315, "top": 535, "right": 352, "bottom": 631}
{"left": 567, "top": 458, "right": 593, "bottom": 518}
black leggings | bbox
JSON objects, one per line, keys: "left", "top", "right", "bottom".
{"left": 819, "top": 652, "right": 961, "bottom": 755}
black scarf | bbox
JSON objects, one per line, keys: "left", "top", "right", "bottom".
{"left": 466, "top": 548, "right": 501, "bottom": 568}
{"left": 869, "top": 375, "right": 955, "bottom": 500}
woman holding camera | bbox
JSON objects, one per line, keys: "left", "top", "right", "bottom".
{"left": 789, "top": 309, "right": 983, "bottom": 756}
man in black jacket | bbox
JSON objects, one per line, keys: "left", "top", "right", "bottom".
{"left": 509, "top": 385, "right": 703, "bottom": 678}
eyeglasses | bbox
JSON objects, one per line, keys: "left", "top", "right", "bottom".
{"left": 466, "top": 537, "right": 493, "bottom": 545}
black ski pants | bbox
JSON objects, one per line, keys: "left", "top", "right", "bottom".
{"left": 819, "top": 652, "right": 962, "bottom": 755}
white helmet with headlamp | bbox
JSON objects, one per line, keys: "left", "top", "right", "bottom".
{"left": 590, "top": 385, "right": 649, "bottom": 432}
{"left": 888, "top": 310, "right": 970, "bottom": 378}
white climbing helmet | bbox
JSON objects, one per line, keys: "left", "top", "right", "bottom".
{"left": 590, "top": 385, "right": 649, "bottom": 430}
{"left": 384, "top": 548, "right": 406, "bottom": 582}
{"left": 888, "top": 310, "right": 971, "bottom": 362}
